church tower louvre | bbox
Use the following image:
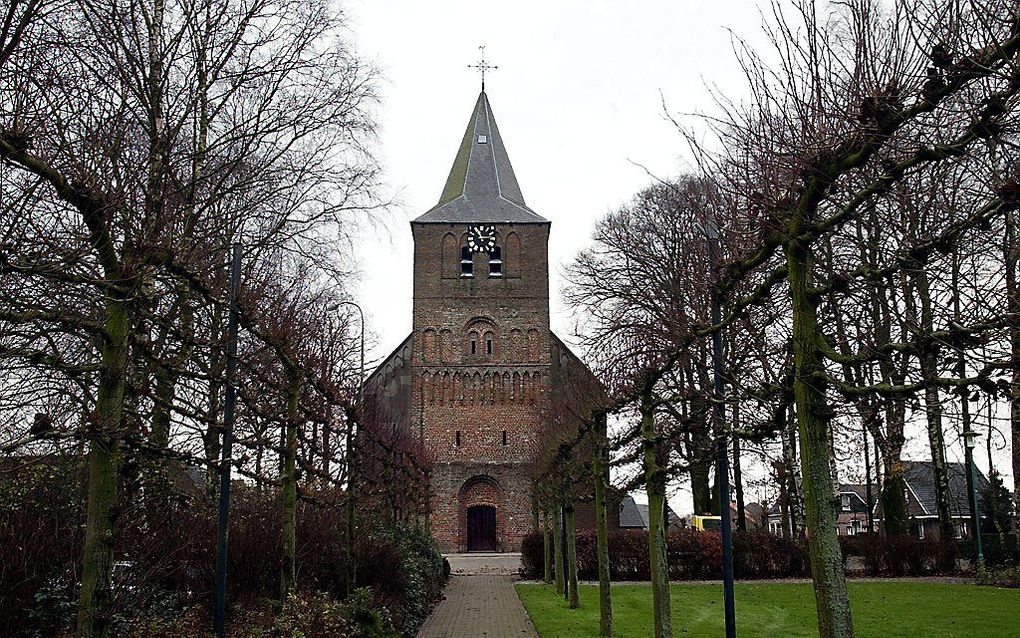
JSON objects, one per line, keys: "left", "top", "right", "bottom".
{"left": 364, "top": 89, "right": 597, "bottom": 553}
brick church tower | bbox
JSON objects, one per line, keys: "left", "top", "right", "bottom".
{"left": 364, "top": 90, "right": 595, "bottom": 552}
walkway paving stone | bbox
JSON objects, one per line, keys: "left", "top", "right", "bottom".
{"left": 416, "top": 574, "right": 538, "bottom": 638}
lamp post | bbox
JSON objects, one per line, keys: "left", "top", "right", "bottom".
{"left": 335, "top": 301, "right": 365, "bottom": 595}
{"left": 962, "top": 429, "right": 983, "bottom": 566}
{"left": 705, "top": 216, "right": 736, "bottom": 638}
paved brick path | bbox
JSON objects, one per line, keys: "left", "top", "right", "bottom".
{"left": 416, "top": 574, "right": 538, "bottom": 638}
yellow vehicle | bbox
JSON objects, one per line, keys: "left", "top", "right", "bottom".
{"left": 691, "top": 515, "right": 723, "bottom": 532}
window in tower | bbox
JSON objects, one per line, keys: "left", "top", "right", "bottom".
{"left": 470, "top": 332, "right": 478, "bottom": 355}
{"left": 488, "top": 246, "right": 502, "bottom": 278}
{"left": 502, "top": 430, "right": 507, "bottom": 446}
{"left": 485, "top": 332, "right": 494, "bottom": 355}
{"left": 460, "top": 246, "right": 474, "bottom": 277}
{"left": 477, "top": 134, "right": 488, "bottom": 144}
{"left": 455, "top": 430, "right": 461, "bottom": 447}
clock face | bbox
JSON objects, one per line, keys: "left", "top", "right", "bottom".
{"left": 466, "top": 225, "right": 497, "bottom": 253}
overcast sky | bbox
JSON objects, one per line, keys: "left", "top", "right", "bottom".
{"left": 341, "top": 1, "right": 1013, "bottom": 512}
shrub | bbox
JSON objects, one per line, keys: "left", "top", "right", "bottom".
{"left": 520, "top": 531, "right": 545, "bottom": 578}
{"left": 0, "top": 463, "right": 446, "bottom": 638}
{"left": 0, "top": 457, "right": 86, "bottom": 637}
{"left": 368, "top": 526, "right": 446, "bottom": 637}
{"left": 976, "top": 561, "right": 1020, "bottom": 589}
{"left": 523, "top": 527, "right": 959, "bottom": 581}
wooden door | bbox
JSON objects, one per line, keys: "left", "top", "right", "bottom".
{"left": 467, "top": 505, "right": 496, "bottom": 552}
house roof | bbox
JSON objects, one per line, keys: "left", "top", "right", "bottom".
{"left": 901, "top": 460, "right": 987, "bottom": 518}
{"left": 618, "top": 495, "right": 682, "bottom": 529}
{"left": 766, "top": 462, "right": 989, "bottom": 522}
{"left": 768, "top": 483, "right": 871, "bottom": 518}
{"left": 413, "top": 91, "right": 547, "bottom": 225}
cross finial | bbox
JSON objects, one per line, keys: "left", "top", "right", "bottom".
{"left": 467, "top": 45, "right": 498, "bottom": 91}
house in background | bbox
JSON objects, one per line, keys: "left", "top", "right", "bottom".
{"left": 742, "top": 501, "right": 768, "bottom": 530}
{"left": 618, "top": 495, "right": 683, "bottom": 530}
{"left": 768, "top": 484, "right": 872, "bottom": 536}
{"left": 766, "top": 460, "right": 989, "bottom": 540}
{"left": 877, "top": 460, "right": 988, "bottom": 540}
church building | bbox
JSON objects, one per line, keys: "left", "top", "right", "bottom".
{"left": 363, "top": 89, "right": 598, "bottom": 553}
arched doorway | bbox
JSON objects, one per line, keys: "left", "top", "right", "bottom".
{"left": 467, "top": 504, "right": 497, "bottom": 552}
{"left": 459, "top": 475, "right": 502, "bottom": 552}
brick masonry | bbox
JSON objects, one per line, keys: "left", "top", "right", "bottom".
{"left": 362, "top": 215, "right": 609, "bottom": 553}
{"left": 409, "top": 222, "right": 552, "bottom": 552}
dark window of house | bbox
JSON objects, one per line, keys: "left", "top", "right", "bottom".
{"left": 460, "top": 246, "right": 473, "bottom": 277}
{"left": 456, "top": 430, "right": 461, "bottom": 447}
{"left": 488, "top": 246, "right": 502, "bottom": 277}
{"left": 502, "top": 430, "right": 507, "bottom": 446}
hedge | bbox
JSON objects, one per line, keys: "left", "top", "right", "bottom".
{"left": 522, "top": 528, "right": 960, "bottom": 580}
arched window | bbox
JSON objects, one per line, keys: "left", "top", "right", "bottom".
{"left": 469, "top": 331, "right": 479, "bottom": 355}
{"left": 488, "top": 246, "right": 502, "bottom": 278}
{"left": 442, "top": 233, "right": 458, "bottom": 278}
{"left": 461, "top": 246, "right": 474, "bottom": 278}
{"left": 505, "top": 233, "right": 521, "bottom": 278}
{"left": 485, "top": 331, "right": 494, "bottom": 356}
{"left": 423, "top": 329, "right": 437, "bottom": 361}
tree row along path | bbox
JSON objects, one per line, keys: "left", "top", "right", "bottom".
{"left": 417, "top": 574, "right": 538, "bottom": 638}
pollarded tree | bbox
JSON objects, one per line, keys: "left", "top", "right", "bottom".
{"left": 689, "top": 2, "right": 1020, "bottom": 635}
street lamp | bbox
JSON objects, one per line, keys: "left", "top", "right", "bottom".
{"left": 704, "top": 215, "right": 736, "bottom": 638}
{"left": 334, "top": 301, "right": 365, "bottom": 595}
{"left": 962, "top": 429, "right": 984, "bottom": 566}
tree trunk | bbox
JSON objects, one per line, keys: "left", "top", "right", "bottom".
{"left": 553, "top": 503, "right": 565, "bottom": 595}
{"left": 280, "top": 376, "right": 301, "bottom": 600}
{"left": 640, "top": 384, "right": 673, "bottom": 638}
{"left": 344, "top": 406, "right": 358, "bottom": 594}
{"left": 565, "top": 503, "right": 579, "bottom": 609}
{"left": 780, "top": 405, "right": 802, "bottom": 536}
{"left": 689, "top": 457, "right": 712, "bottom": 516}
{"left": 778, "top": 460, "right": 791, "bottom": 540}
{"left": 732, "top": 402, "right": 746, "bottom": 531}
{"left": 914, "top": 269, "right": 955, "bottom": 541}
{"left": 1006, "top": 209, "right": 1020, "bottom": 535}
{"left": 880, "top": 447, "right": 909, "bottom": 536}
{"left": 543, "top": 510, "right": 553, "bottom": 584}
{"left": 594, "top": 416, "right": 613, "bottom": 636}
{"left": 785, "top": 235, "right": 854, "bottom": 638}
{"left": 205, "top": 302, "right": 224, "bottom": 495}
{"left": 77, "top": 297, "right": 131, "bottom": 638}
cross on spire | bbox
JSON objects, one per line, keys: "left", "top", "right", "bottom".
{"left": 467, "top": 45, "right": 498, "bottom": 91}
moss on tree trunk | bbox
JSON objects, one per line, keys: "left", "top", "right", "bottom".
{"left": 565, "top": 504, "right": 579, "bottom": 609}
{"left": 785, "top": 237, "right": 854, "bottom": 638}
{"left": 77, "top": 297, "right": 130, "bottom": 638}
{"left": 594, "top": 417, "right": 613, "bottom": 636}
{"left": 280, "top": 377, "right": 301, "bottom": 600}
{"left": 640, "top": 385, "right": 672, "bottom": 638}
{"left": 543, "top": 510, "right": 553, "bottom": 584}
{"left": 553, "top": 504, "right": 565, "bottom": 595}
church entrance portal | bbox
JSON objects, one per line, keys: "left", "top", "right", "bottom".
{"left": 466, "top": 505, "right": 496, "bottom": 552}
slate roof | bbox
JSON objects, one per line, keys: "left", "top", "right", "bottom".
{"left": 901, "top": 460, "right": 987, "bottom": 518}
{"left": 765, "top": 463, "right": 988, "bottom": 521}
{"left": 414, "top": 91, "right": 547, "bottom": 224}
{"left": 618, "top": 495, "right": 682, "bottom": 529}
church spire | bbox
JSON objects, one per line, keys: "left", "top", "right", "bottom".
{"left": 414, "top": 91, "right": 547, "bottom": 224}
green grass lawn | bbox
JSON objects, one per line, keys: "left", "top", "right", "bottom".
{"left": 516, "top": 581, "right": 1020, "bottom": 637}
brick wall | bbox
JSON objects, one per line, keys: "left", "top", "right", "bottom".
{"left": 361, "top": 219, "right": 604, "bottom": 553}
{"left": 410, "top": 221, "right": 551, "bottom": 552}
